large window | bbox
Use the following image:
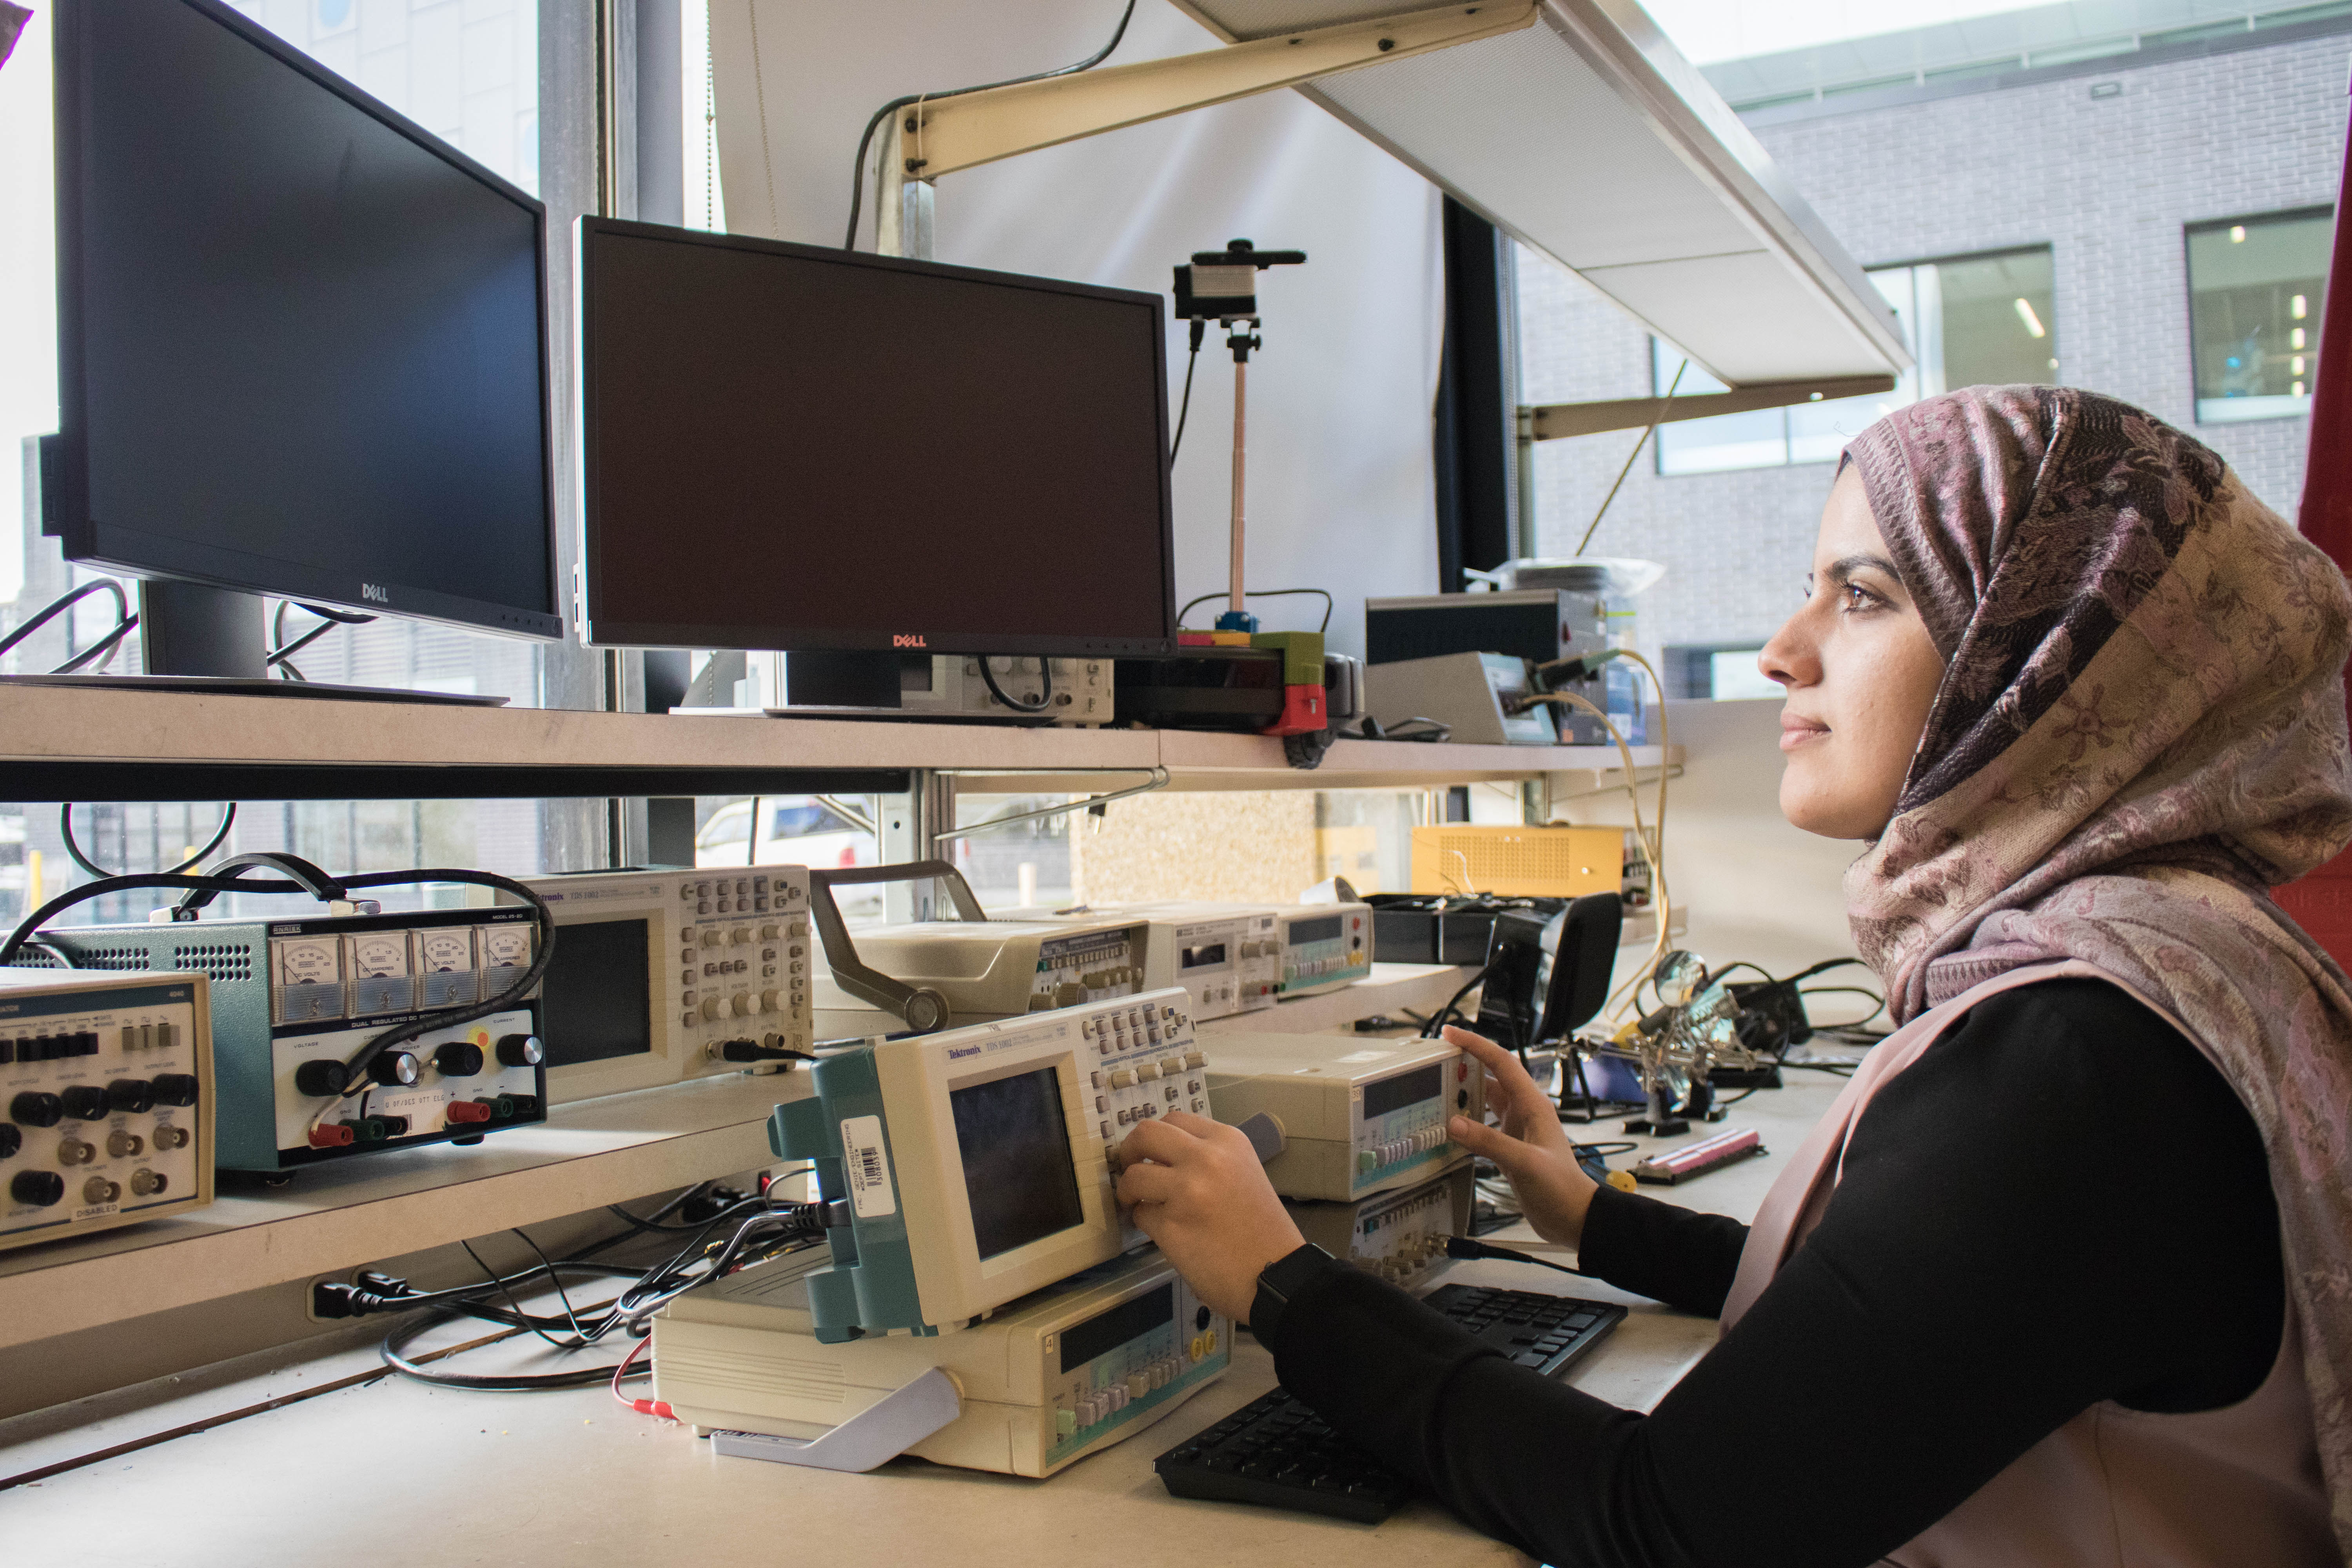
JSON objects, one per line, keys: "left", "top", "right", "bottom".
{"left": 1656, "top": 246, "right": 2058, "bottom": 475}
{"left": 2187, "top": 207, "right": 2331, "bottom": 425}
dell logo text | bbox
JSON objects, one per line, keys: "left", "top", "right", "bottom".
{"left": 361, "top": 583, "right": 390, "bottom": 604}
{"left": 892, "top": 633, "right": 927, "bottom": 648}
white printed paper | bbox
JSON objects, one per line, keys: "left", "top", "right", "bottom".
{"left": 839, "top": 1115, "right": 897, "bottom": 1218}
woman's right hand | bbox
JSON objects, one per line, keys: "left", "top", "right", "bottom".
{"left": 1443, "top": 1025, "right": 1601, "bottom": 1249}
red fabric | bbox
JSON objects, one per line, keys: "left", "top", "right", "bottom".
{"left": 2282, "top": 89, "right": 2352, "bottom": 967}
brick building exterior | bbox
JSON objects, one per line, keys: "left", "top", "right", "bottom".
{"left": 1517, "top": 19, "right": 2352, "bottom": 677}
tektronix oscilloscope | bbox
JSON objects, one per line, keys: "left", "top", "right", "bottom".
{"left": 766, "top": 987, "right": 1208, "bottom": 1343}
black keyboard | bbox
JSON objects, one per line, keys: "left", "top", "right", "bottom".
{"left": 1153, "top": 1284, "right": 1627, "bottom": 1523}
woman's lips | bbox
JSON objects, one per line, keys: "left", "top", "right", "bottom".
{"left": 1780, "top": 714, "right": 1829, "bottom": 753}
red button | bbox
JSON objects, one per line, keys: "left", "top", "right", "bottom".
{"left": 446, "top": 1100, "right": 494, "bottom": 1125}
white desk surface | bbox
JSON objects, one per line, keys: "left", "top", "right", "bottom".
{"left": 0, "top": 1076, "right": 1845, "bottom": 1567}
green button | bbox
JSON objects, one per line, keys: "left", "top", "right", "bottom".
{"left": 1356, "top": 1150, "right": 1377, "bottom": 1174}
{"left": 1056, "top": 1408, "right": 1077, "bottom": 1437}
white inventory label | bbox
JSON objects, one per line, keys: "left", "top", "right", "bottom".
{"left": 840, "top": 1115, "right": 897, "bottom": 1218}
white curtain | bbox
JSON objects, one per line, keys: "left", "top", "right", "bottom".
{"left": 709, "top": 0, "right": 1444, "bottom": 658}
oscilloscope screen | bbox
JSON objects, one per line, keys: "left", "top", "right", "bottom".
{"left": 949, "top": 1065, "right": 1087, "bottom": 1259}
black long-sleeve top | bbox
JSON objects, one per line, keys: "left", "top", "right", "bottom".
{"left": 1265, "top": 978, "right": 2285, "bottom": 1568}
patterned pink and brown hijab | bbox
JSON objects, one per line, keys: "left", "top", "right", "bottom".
{"left": 1842, "top": 384, "right": 2352, "bottom": 1555}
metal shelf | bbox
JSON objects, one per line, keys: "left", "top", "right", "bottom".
{"left": 0, "top": 1072, "right": 797, "bottom": 1352}
{"left": 0, "top": 681, "right": 1674, "bottom": 799}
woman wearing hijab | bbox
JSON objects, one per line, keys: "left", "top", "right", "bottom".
{"left": 1113, "top": 386, "right": 2352, "bottom": 1566}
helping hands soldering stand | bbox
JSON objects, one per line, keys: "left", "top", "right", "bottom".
{"left": 1173, "top": 240, "right": 1304, "bottom": 633}
{"left": 1606, "top": 951, "right": 1775, "bottom": 1137}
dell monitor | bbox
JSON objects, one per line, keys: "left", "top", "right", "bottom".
{"left": 46, "top": 0, "right": 559, "bottom": 683}
{"left": 574, "top": 220, "right": 1177, "bottom": 660}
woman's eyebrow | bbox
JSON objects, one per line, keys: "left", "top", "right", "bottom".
{"left": 1823, "top": 552, "right": 1903, "bottom": 585}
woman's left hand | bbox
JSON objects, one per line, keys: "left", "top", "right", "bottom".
{"left": 1113, "top": 1111, "right": 1305, "bottom": 1323}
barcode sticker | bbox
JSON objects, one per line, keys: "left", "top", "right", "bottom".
{"left": 839, "top": 1115, "right": 897, "bottom": 1218}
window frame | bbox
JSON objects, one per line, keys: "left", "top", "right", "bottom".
{"left": 2182, "top": 203, "right": 2334, "bottom": 427}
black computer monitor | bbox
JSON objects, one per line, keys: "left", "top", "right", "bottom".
{"left": 575, "top": 219, "right": 1176, "bottom": 658}
{"left": 47, "top": 0, "right": 559, "bottom": 681}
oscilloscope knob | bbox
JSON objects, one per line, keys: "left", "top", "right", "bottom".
{"left": 9, "top": 1092, "right": 62, "bottom": 1129}
{"left": 60, "top": 1085, "right": 110, "bottom": 1122}
{"left": 12, "top": 1169, "right": 64, "bottom": 1208}
{"left": 13, "top": 1171, "right": 66, "bottom": 1213}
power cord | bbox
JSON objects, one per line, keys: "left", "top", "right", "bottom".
{"left": 349, "top": 1188, "right": 844, "bottom": 1392}
{"left": 841, "top": 0, "right": 1137, "bottom": 250}
{"left": 58, "top": 802, "right": 236, "bottom": 879}
{"left": 269, "top": 600, "right": 375, "bottom": 682}
{"left": 1170, "top": 318, "right": 1205, "bottom": 462}
{"left": 0, "top": 578, "right": 137, "bottom": 674}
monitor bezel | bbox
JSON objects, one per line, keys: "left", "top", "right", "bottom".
{"left": 573, "top": 217, "right": 1180, "bottom": 659}
{"left": 50, "top": 0, "right": 564, "bottom": 642}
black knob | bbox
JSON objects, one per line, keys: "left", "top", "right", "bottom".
{"left": 12, "top": 1169, "right": 64, "bottom": 1208}
{"left": 434, "top": 1042, "right": 485, "bottom": 1077}
{"left": 152, "top": 1073, "right": 201, "bottom": 1108}
{"left": 108, "top": 1079, "right": 154, "bottom": 1114}
{"left": 9, "top": 1092, "right": 61, "bottom": 1129}
{"left": 368, "top": 1051, "right": 421, "bottom": 1087}
{"left": 61, "top": 1085, "right": 110, "bottom": 1121}
{"left": 495, "top": 1033, "right": 544, "bottom": 1068}
{"left": 293, "top": 1061, "right": 348, "bottom": 1098}
{"left": 0, "top": 1125, "right": 19, "bottom": 1159}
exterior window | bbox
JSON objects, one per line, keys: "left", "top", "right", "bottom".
{"left": 2187, "top": 207, "right": 2331, "bottom": 424}
{"left": 1656, "top": 246, "right": 2057, "bottom": 474}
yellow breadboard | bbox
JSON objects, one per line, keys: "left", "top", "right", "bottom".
{"left": 1409, "top": 825, "right": 1626, "bottom": 898}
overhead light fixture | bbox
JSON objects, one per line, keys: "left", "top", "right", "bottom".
{"left": 2294, "top": 380, "right": 2306, "bottom": 396}
{"left": 2293, "top": 293, "right": 2309, "bottom": 319}
{"left": 2294, "top": 355, "right": 2307, "bottom": 375}
{"left": 2294, "top": 327, "right": 2308, "bottom": 350}
{"left": 2230, "top": 225, "right": 2246, "bottom": 243}
{"left": 2014, "top": 298, "right": 2046, "bottom": 338}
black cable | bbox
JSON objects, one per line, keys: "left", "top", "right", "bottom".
{"left": 1176, "top": 587, "right": 1334, "bottom": 633}
{"left": 0, "top": 864, "right": 554, "bottom": 1095}
{"left": 1798, "top": 984, "right": 1887, "bottom": 1024}
{"left": 380, "top": 1311, "right": 637, "bottom": 1392}
{"left": 58, "top": 802, "right": 236, "bottom": 880}
{"left": 600, "top": 1194, "right": 766, "bottom": 1237}
{"left": 463, "top": 1237, "right": 579, "bottom": 1352}
{"left": 510, "top": 1228, "right": 594, "bottom": 1343}
{"left": 978, "top": 658, "right": 1053, "bottom": 715}
{"left": 1421, "top": 956, "right": 1505, "bottom": 1039}
{"left": 51, "top": 614, "right": 136, "bottom": 675}
{"left": 1445, "top": 1235, "right": 1593, "bottom": 1278}
{"left": 746, "top": 796, "right": 762, "bottom": 867}
{"left": 0, "top": 578, "right": 137, "bottom": 674}
{"left": 841, "top": 0, "right": 1137, "bottom": 250}
{"left": 1169, "top": 320, "right": 1205, "bottom": 462}
{"left": 269, "top": 601, "right": 375, "bottom": 683}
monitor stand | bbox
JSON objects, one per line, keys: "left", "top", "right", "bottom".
{"left": 0, "top": 580, "right": 507, "bottom": 706}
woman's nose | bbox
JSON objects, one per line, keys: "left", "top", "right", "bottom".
{"left": 1758, "top": 616, "right": 1814, "bottom": 690}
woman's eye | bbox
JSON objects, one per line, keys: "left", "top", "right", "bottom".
{"left": 1842, "top": 584, "right": 1874, "bottom": 612}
